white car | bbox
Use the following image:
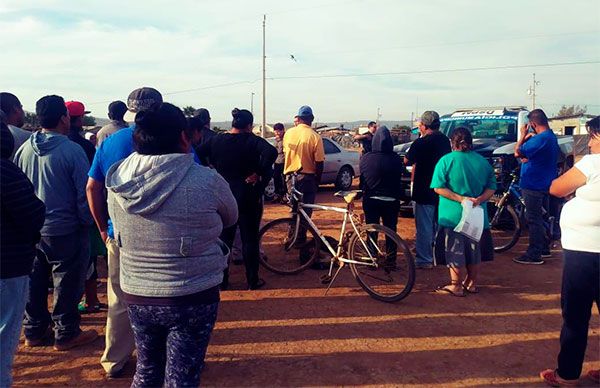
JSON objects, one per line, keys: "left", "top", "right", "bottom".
{"left": 264, "top": 137, "right": 360, "bottom": 199}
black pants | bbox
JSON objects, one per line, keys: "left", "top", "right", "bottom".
{"left": 221, "top": 202, "right": 263, "bottom": 288}
{"left": 273, "top": 163, "right": 286, "bottom": 196}
{"left": 363, "top": 197, "right": 400, "bottom": 262}
{"left": 522, "top": 189, "right": 549, "bottom": 259}
{"left": 23, "top": 229, "right": 89, "bottom": 341}
{"left": 556, "top": 249, "right": 600, "bottom": 380}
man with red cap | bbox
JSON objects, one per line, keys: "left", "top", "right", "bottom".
{"left": 65, "top": 101, "right": 95, "bottom": 164}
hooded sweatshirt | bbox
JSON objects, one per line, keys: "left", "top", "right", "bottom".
{"left": 1, "top": 125, "right": 46, "bottom": 278}
{"left": 106, "top": 152, "right": 238, "bottom": 298}
{"left": 14, "top": 131, "right": 93, "bottom": 236}
{"left": 359, "top": 126, "right": 404, "bottom": 199}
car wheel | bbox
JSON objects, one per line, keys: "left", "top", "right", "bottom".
{"left": 264, "top": 178, "right": 275, "bottom": 201}
{"left": 335, "top": 166, "right": 354, "bottom": 191}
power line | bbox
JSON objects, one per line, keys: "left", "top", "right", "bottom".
{"left": 268, "top": 60, "right": 600, "bottom": 81}
{"left": 86, "top": 59, "right": 599, "bottom": 105}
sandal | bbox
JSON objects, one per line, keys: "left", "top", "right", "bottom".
{"left": 435, "top": 284, "right": 466, "bottom": 297}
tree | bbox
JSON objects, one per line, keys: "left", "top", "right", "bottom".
{"left": 182, "top": 106, "right": 196, "bottom": 117}
{"left": 555, "top": 105, "right": 587, "bottom": 118}
{"left": 82, "top": 116, "right": 97, "bottom": 126}
{"left": 392, "top": 125, "right": 411, "bottom": 132}
{"left": 23, "top": 112, "right": 39, "bottom": 128}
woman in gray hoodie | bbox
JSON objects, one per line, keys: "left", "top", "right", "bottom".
{"left": 106, "top": 103, "right": 237, "bottom": 387}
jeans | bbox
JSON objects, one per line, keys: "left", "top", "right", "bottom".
{"left": 0, "top": 276, "right": 29, "bottom": 387}
{"left": 287, "top": 174, "right": 318, "bottom": 241}
{"left": 23, "top": 229, "right": 89, "bottom": 342}
{"left": 556, "top": 249, "right": 600, "bottom": 380}
{"left": 414, "top": 203, "right": 436, "bottom": 265}
{"left": 273, "top": 163, "right": 286, "bottom": 196}
{"left": 363, "top": 198, "right": 400, "bottom": 263}
{"left": 522, "top": 189, "right": 549, "bottom": 260}
{"left": 221, "top": 201, "right": 263, "bottom": 288}
{"left": 128, "top": 302, "right": 219, "bottom": 388}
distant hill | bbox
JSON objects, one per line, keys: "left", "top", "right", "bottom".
{"left": 91, "top": 118, "right": 413, "bottom": 131}
{"left": 210, "top": 120, "right": 413, "bottom": 131}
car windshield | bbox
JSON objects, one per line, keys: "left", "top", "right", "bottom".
{"left": 440, "top": 116, "right": 518, "bottom": 141}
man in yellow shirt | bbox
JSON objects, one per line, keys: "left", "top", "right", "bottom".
{"left": 283, "top": 106, "right": 325, "bottom": 227}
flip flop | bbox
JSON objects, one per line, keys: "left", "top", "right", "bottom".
{"left": 435, "top": 285, "right": 466, "bottom": 297}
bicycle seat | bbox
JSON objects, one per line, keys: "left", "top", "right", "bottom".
{"left": 334, "top": 190, "right": 363, "bottom": 203}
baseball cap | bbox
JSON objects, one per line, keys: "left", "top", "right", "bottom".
{"left": 108, "top": 100, "right": 127, "bottom": 120}
{"left": 192, "top": 108, "right": 211, "bottom": 126}
{"left": 295, "top": 105, "right": 313, "bottom": 118}
{"left": 123, "top": 87, "right": 163, "bottom": 123}
{"left": 65, "top": 101, "right": 90, "bottom": 117}
{"left": 420, "top": 111, "right": 440, "bottom": 127}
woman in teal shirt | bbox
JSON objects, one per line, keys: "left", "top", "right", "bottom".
{"left": 430, "top": 127, "right": 497, "bottom": 296}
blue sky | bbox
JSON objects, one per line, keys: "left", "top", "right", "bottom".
{"left": 1, "top": 0, "right": 599, "bottom": 123}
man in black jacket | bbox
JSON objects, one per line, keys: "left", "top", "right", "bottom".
{"left": 0, "top": 120, "right": 46, "bottom": 387}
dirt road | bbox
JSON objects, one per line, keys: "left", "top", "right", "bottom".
{"left": 13, "top": 186, "right": 599, "bottom": 387}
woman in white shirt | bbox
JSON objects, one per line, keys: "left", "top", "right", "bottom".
{"left": 540, "top": 116, "right": 600, "bottom": 386}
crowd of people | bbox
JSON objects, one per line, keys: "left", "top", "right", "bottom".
{"left": 0, "top": 87, "right": 598, "bottom": 387}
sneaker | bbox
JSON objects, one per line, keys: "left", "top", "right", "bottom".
{"left": 54, "top": 329, "right": 98, "bottom": 351}
{"left": 248, "top": 278, "right": 266, "bottom": 290}
{"left": 540, "top": 369, "right": 578, "bottom": 386}
{"left": 513, "top": 255, "right": 544, "bottom": 265}
{"left": 106, "top": 368, "right": 124, "bottom": 380}
{"left": 24, "top": 327, "right": 53, "bottom": 347}
{"left": 541, "top": 249, "right": 552, "bottom": 258}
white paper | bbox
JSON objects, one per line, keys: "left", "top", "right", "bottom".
{"left": 453, "top": 200, "right": 484, "bottom": 242}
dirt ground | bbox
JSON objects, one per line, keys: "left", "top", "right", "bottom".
{"left": 12, "top": 184, "right": 600, "bottom": 387}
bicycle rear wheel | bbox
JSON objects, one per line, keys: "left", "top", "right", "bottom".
{"left": 258, "top": 217, "right": 321, "bottom": 275}
{"left": 348, "top": 224, "right": 415, "bottom": 303}
{"left": 488, "top": 202, "right": 521, "bottom": 253}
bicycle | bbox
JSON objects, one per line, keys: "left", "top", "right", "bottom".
{"left": 258, "top": 172, "right": 415, "bottom": 303}
{"left": 488, "top": 168, "right": 559, "bottom": 253}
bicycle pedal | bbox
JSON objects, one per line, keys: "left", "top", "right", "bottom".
{"left": 319, "top": 274, "right": 332, "bottom": 284}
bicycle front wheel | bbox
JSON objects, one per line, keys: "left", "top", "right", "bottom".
{"left": 348, "top": 224, "right": 415, "bottom": 303}
{"left": 258, "top": 217, "right": 321, "bottom": 275}
{"left": 488, "top": 202, "right": 521, "bottom": 253}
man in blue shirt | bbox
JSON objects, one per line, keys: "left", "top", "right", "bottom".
{"left": 86, "top": 87, "right": 161, "bottom": 378}
{"left": 87, "top": 88, "right": 202, "bottom": 378}
{"left": 513, "top": 109, "right": 560, "bottom": 265}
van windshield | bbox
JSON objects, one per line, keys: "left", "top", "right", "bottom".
{"left": 440, "top": 116, "right": 518, "bottom": 141}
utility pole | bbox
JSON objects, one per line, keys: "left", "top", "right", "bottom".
{"left": 527, "top": 73, "right": 540, "bottom": 110}
{"left": 261, "top": 14, "right": 266, "bottom": 138}
{"left": 250, "top": 92, "right": 255, "bottom": 115}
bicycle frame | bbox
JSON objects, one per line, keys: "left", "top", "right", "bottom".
{"left": 492, "top": 170, "right": 556, "bottom": 240}
{"left": 286, "top": 176, "right": 382, "bottom": 278}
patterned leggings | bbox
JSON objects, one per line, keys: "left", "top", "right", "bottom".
{"left": 127, "top": 302, "right": 219, "bottom": 388}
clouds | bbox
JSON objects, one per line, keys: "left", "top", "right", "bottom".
{"left": 1, "top": 0, "right": 599, "bottom": 122}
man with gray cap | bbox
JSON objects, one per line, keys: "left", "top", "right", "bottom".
{"left": 86, "top": 87, "right": 162, "bottom": 378}
{"left": 404, "top": 111, "right": 451, "bottom": 268}
{"left": 87, "top": 87, "right": 202, "bottom": 378}
{"left": 95, "top": 101, "right": 128, "bottom": 147}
